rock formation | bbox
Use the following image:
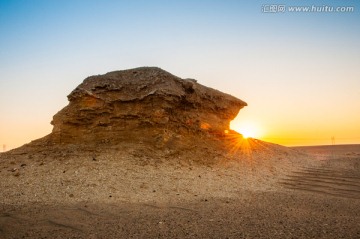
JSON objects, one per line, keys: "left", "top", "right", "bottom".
{"left": 47, "top": 67, "right": 247, "bottom": 148}
{"left": 3, "top": 67, "right": 299, "bottom": 166}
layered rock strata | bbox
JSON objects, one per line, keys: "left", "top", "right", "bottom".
{"left": 48, "top": 67, "right": 247, "bottom": 147}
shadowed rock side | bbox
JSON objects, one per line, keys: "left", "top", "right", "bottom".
{"left": 49, "top": 67, "right": 247, "bottom": 146}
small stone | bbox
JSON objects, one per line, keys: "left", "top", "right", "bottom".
{"left": 20, "top": 163, "right": 27, "bottom": 167}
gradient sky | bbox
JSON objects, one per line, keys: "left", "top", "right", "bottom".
{"left": 1, "top": 0, "right": 360, "bottom": 150}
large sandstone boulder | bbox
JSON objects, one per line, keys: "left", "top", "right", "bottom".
{"left": 48, "top": 67, "right": 247, "bottom": 147}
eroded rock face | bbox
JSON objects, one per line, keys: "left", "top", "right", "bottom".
{"left": 49, "top": 67, "right": 247, "bottom": 146}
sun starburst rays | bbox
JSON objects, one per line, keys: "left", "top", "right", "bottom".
{"left": 222, "top": 130, "right": 276, "bottom": 163}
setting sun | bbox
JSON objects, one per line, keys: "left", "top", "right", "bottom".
{"left": 240, "top": 128, "right": 256, "bottom": 139}
{"left": 230, "top": 121, "right": 262, "bottom": 139}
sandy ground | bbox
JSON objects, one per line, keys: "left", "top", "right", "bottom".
{"left": 0, "top": 144, "right": 359, "bottom": 238}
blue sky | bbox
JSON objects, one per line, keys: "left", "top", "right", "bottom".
{"left": 1, "top": 0, "right": 360, "bottom": 149}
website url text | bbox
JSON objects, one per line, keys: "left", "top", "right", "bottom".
{"left": 262, "top": 5, "right": 355, "bottom": 13}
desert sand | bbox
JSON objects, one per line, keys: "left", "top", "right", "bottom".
{"left": 0, "top": 144, "right": 359, "bottom": 238}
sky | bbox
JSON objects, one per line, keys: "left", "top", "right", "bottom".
{"left": 0, "top": 0, "right": 360, "bottom": 150}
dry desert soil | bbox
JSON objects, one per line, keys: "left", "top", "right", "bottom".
{"left": 0, "top": 144, "right": 360, "bottom": 239}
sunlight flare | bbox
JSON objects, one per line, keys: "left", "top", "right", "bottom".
{"left": 230, "top": 121, "right": 262, "bottom": 139}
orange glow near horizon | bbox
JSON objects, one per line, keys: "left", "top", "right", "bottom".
{"left": 230, "top": 112, "right": 360, "bottom": 147}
